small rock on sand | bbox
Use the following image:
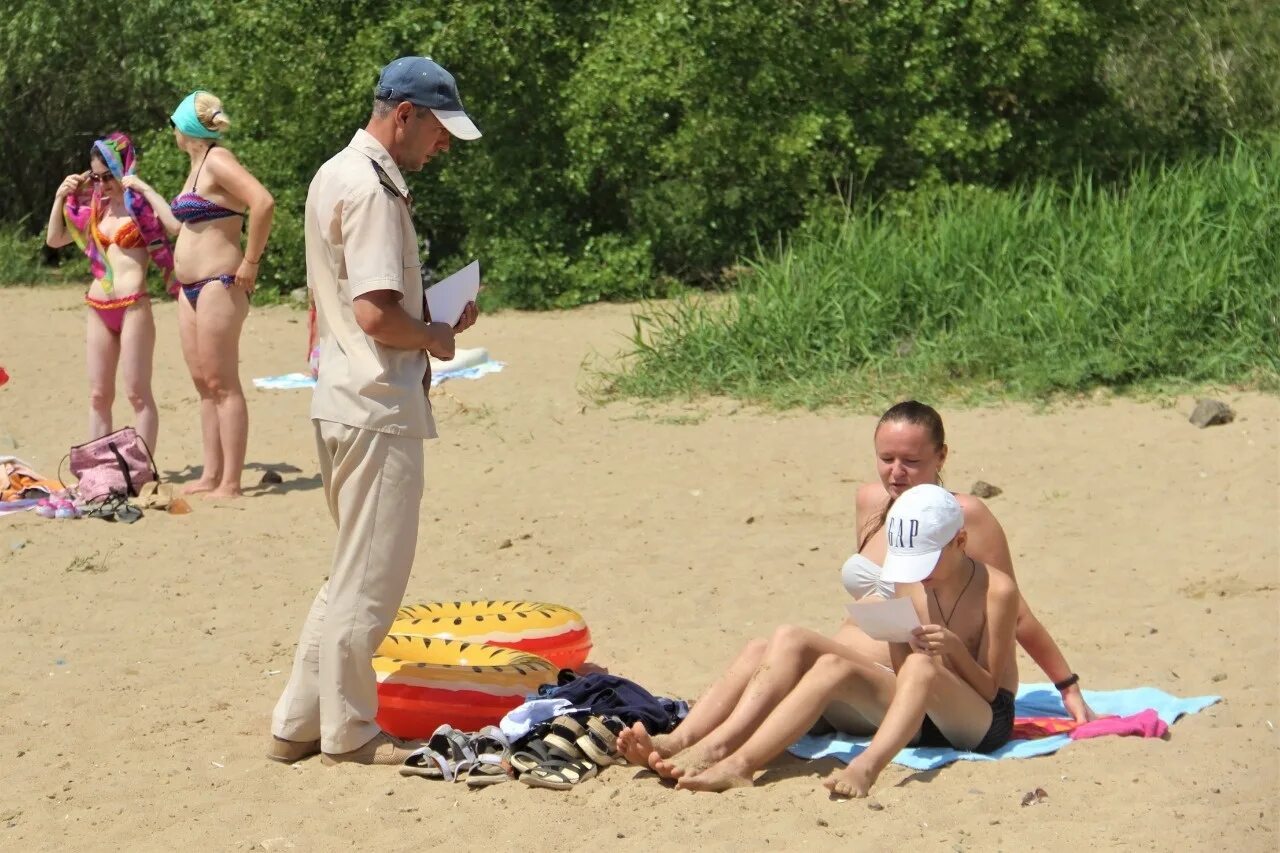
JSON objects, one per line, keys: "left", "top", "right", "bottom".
{"left": 970, "top": 481, "right": 1002, "bottom": 499}
{"left": 1189, "top": 399, "right": 1234, "bottom": 428}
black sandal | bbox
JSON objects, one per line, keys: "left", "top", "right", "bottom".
{"left": 576, "top": 715, "right": 626, "bottom": 766}
{"left": 518, "top": 755, "right": 598, "bottom": 790}
{"left": 541, "top": 715, "right": 588, "bottom": 760}
{"left": 508, "top": 735, "right": 557, "bottom": 776}
{"left": 509, "top": 724, "right": 585, "bottom": 775}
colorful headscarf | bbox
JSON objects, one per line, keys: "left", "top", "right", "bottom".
{"left": 62, "top": 132, "right": 174, "bottom": 295}
{"left": 170, "top": 91, "right": 222, "bottom": 139}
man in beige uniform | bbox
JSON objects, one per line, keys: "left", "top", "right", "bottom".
{"left": 269, "top": 56, "right": 481, "bottom": 766}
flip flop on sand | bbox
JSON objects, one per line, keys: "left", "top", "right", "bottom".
{"left": 136, "top": 483, "right": 191, "bottom": 516}
{"left": 80, "top": 493, "right": 142, "bottom": 523}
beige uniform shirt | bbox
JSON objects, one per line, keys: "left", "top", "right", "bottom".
{"left": 306, "top": 129, "right": 436, "bottom": 439}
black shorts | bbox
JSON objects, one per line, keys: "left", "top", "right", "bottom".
{"left": 917, "top": 687, "right": 1015, "bottom": 754}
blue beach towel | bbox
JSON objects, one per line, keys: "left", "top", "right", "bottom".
{"left": 253, "top": 359, "right": 504, "bottom": 391}
{"left": 787, "top": 684, "right": 1220, "bottom": 771}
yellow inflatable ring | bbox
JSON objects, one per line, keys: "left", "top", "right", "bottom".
{"left": 374, "top": 635, "right": 557, "bottom": 740}
{"left": 391, "top": 600, "right": 592, "bottom": 670}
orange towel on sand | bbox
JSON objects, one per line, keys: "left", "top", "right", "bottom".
{"left": 1010, "top": 717, "right": 1081, "bottom": 741}
{"left": 1, "top": 457, "right": 61, "bottom": 501}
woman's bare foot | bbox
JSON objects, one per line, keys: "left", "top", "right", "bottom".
{"left": 649, "top": 753, "right": 687, "bottom": 780}
{"left": 675, "top": 760, "right": 753, "bottom": 792}
{"left": 822, "top": 756, "right": 877, "bottom": 798}
{"left": 182, "top": 478, "right": 220, "bottom": 495}
{"left": 651, "top": 746, "right": 715, "bottom": 780}
{"left": 207, "top": 485, "right": 244, "bottom": 499}
{"left": 617, "top": 722, "right": 658, "bottom": 767}
{"left": 617, "top": 723, "right": 685, "bottom": 770}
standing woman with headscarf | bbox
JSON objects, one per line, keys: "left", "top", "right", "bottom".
{"left": 125, "top": 91, "right": 275, "bottom": 498}
{"left": 45, "top": 132, "right": 174, "bottom": 454}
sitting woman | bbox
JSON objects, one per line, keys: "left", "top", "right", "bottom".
{"left": 678, "top": 484, "right": 1019, "bottom": 796}
{"left": 44, "top": 132, "right": 174, "bottom": 453}
{"left": 618, "top": 400, "right": 1091, "bottom": 778}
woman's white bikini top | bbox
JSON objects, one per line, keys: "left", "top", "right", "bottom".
{"left": 841, "top": 553, "right": 894, "bottom": 600}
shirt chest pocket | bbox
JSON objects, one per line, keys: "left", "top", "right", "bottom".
{"left": 400, "top": 215, "right": 424, "bottom": 320}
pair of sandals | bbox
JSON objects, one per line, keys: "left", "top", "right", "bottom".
{"left": 510, "top": 715, "right": 626, "bottom": 790}
{"left": 400, "top": 724, "right": 512, "bottom": 787}
{"left": 136, "top": 481, "right": 191, "bottom": 515}
{"left": 80, "top": 492, "right": 142, "bottom": 523}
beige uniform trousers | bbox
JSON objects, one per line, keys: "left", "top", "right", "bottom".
{"left": 271, "top": 419, "right": 424, "bottom": 753}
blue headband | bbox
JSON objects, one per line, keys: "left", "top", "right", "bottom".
{"left": 170, "top": 91, "right": 222, "bottom": 139}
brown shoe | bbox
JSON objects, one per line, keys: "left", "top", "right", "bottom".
{"left": 321, "top": 732, "right": 423, "bottom": 767}
{"left": 267, "top": 735, "right": 322, "bottom": 764}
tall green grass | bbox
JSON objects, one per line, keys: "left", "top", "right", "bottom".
{"left": 0, "top": 219, "right": 55, "bottom": 286}
{"left": 607, "top": 140, "right": 1280, "bottom": 407}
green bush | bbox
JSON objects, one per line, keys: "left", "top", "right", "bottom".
{"left": 0, "top": 219, "right": 52, "bottom": 286}
{"left": 607, "top": 140, "right": 1280, "bottom": 405}
{"left": 1, "top": 1, "right": 1276, "bottom": 307}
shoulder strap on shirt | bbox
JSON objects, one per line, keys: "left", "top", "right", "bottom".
{"left": 368, "top": 159, "right": 408, "bottom": 204}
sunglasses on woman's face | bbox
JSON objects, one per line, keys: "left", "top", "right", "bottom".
{"left": 89, "top": 172, "right": 115, "bottom": 184}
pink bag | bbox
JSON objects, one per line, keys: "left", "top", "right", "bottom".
{"left": 66, "top": 427, "right": 158, "bottom": 501}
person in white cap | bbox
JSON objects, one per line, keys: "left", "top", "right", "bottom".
{"left": 268, "top": 56, "right": 481, "bottom": 766}
{"left": 675, "top": 483, "right": 1020, "bottom": 797}
{"left": 615, "top": 399, "right": 1092, "bottom": 781}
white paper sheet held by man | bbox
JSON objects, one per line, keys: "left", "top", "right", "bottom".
{"left": 425, "top": 260, "right": 480, "bottom": 326}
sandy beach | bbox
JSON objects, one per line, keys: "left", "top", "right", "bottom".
{"left": 1, "top": 285, "right": 1276, "bottom": 851}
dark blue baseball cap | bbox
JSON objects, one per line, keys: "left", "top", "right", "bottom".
{"left": 375, "top": 56, "right": 481, "bottom": 140}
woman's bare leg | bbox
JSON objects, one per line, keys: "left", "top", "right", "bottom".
{"left": 194, "top": 284, "right": 249, "bottom": 498}
{"left": 178, "top": 292, "right": 221, "bottom": 493}
{"left": 652, "top": 624, "right": 884, "bottom": 778}
{"left": 616, "top": 637, "right": 768, "bottom": 767}
{"left": 86, "top": 308, "right": 120, "bottom": 440}
{"left": 679, "top": 653, "right": 994, "bottom": 796}
{"left": 676, "top": 652, "right": 893, "bottom": 791}
{"left": 826, "top": 655, "right": 994, "bottom": 798}
{"left": 118, "top": 300, "right": 158, "bottom": 452}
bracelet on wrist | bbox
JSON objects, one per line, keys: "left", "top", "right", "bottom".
{"left": 244, "top": 257, "right": 261, "bottom": 265}
{"left": 1054, "top": 673, "right": 1080, "bottom": 692}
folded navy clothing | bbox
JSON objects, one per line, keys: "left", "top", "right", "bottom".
{"left": 537, "top": 672, "right": 689, "bottom": 734}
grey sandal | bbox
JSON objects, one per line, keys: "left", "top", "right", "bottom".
{"left": 457, "top": 726, "right": 512, "bottom": 787}
{"left": 400, "top": 724, "right": 475, "bottom": 780}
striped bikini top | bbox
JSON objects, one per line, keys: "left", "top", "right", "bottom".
{"left": 171, "top": 192, "right": 244, "bottom": 223}
{"left": 91, "top": 205, "right": 144, "bottom": 249}
{"left": 171, "top": 145, "right": 245, "bottom": 224}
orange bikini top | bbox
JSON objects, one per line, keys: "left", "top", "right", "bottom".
{"left": 91, "top": 205, "right": 144, "bottom": 250}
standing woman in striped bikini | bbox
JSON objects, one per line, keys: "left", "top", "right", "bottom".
{"left": 45, "top": 132, "right": 174, "bottom": 454}
{"left": 126, "top": 91, "right": 275, "bottom": 497}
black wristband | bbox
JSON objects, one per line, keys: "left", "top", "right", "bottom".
{"left": 1054, "top": 673, "right": 1080, "bottom": 692}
